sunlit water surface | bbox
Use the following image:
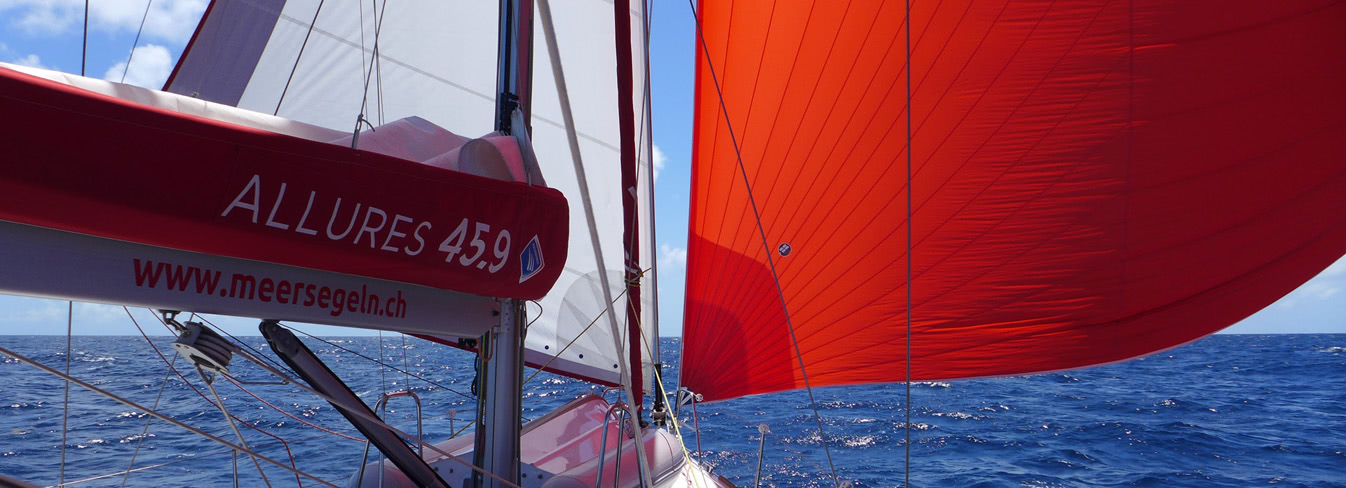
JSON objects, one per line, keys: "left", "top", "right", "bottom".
{"left": 1, "top": 334, "right": 1343, "bottom": 487}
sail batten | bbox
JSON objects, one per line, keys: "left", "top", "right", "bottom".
{"left": 681, "top": 0, "right": 1346, "bottom": 402}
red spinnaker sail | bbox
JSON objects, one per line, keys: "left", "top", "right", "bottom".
{"left": 681, "top": 0, "right": 1346, "bottom": 401}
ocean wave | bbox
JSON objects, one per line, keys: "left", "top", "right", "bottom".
{"left": 1, "top": 334, "right": 1341, "bottom": 487}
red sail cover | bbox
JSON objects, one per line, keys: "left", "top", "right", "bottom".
{"left": 682, "top": 0, "right": 1346, "bottom": 401}
{"left": 0, "top": 67, "right": 567, "bottom": 300}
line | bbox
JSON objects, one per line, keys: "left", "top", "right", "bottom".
{"left": 688, "top": 1, "right": 840, "bottom": 485}
{"left": 904, "top": 0, "right": 913, "bottom": 484}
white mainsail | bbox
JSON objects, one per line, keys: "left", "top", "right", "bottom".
{"left": 167, "top": 0, "right": 657, "bottom": 389}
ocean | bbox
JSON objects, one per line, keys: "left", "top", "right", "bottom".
{"left": 1, "top": 334, "right": 1342, "bottom": 487}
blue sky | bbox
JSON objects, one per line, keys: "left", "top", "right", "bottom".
{"left": 1, "top": 0, "right": 1342, "bottom": 337}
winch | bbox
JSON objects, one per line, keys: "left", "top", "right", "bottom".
{"left": 164, "top": 311, "right": 235, "bottom": 378}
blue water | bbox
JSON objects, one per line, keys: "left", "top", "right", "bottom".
{"left": 1, "top": 334, "right": 1343, "bottom": 487}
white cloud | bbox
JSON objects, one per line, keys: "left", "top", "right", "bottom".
{"left": 659, "top": 243, "right": 686, "bottom": 269}
{"left": 651, "top": 144, "right": 667, "bottom": 182}
{"left": 103, "top": 43, "right": 172, "bottom": 88}
{"left": 0, "top": 0, "right": 207, "bottom": 42}
{"left": 10, "top": 53, "right": 45, "bottom": 68}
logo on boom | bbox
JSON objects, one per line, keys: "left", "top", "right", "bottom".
{"left": 519, "top": 236, "right": 545, "bottom": 283}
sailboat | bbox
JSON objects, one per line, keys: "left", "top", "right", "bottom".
{"left": 2, "top": 0, "right": 1345, "bottom": 486}
{"left": 1, "top": 0, "right": 726, "bottom": 486}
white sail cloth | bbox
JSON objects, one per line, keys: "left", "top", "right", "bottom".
{"left": 166, "top": 0, "right": 657, "bottom": 388}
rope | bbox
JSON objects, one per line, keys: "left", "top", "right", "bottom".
{"left": 219, "top": 375, "right": 365, "bottom": 442}
{"left": 194, "top": 316, "right": 289, "bottom": 381}
{"left": 353, "top": 0, "right": 389, "bottom": 144}
{"left": 125, "top": 309, "right": 516, "bottom": 486}
{"left": 357, "top": 0, "right": 368, "bottom": 94}
{"left": 199, "top": 365, "right": 274, "bottom": 487}
{"left": 904, "top": 1, "right": 914, "bottom": 486}
{"left": 60, "top": 301, "right": 72, "bottom": 486}
{"left": 274, "top": 0, "right": 328, "bottom": 115}
{"left": 685, "top": 1, "right": 840, "bottom": 485}
{"left": 277, "top": 324, "right": 475, "bottom": 402}
{"left": 127, "top": 311, "right": 312, "bottom": 487}
{"left": 536, "top": 1, "right": 654, "bottom": 484}
{"left": 134, "top": 310, "right": 366, "bottom": 443}
{"left": 640, "top": 334, "right": 707, "bottom": 488}
{"left": 120, "top": 352, "right": 180, "bottom": 487}
{"left": 374, "top": 0, "right": 388, "bottom": 126}
{"left": 120, "top": 0, "right": 153, "bottom": 83}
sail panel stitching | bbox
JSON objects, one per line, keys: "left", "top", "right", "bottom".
{"left": 687, "top": 1, "right": 841, "bottom": 486}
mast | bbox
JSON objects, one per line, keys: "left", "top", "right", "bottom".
{"left": 496, "top": 0, "right": 533, "bottom": 135}
{"left": 637, "top": 0, "right": 665, "bottom": 417}
{"left": 474, "top": 1, "right": 532, "bottom": 487}
{"left": 615, "top": 0, "right": 644, "bottom": 410}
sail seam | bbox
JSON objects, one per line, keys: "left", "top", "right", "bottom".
{"left": 903, "top": 0, "right": 913, "bottom": 485}
{"left": 687, "top": 1, "right": 841, "bottom": 485}
{"left": 733, "top": 1, "right": 1108, "bottom": 340}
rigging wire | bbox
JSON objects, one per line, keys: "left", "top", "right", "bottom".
{"left": 0, "top": 344, "right": 341, "bottom": 488}
{"left": 199, "top": 365, "right": 274, "bottom": 487}
{"left": 275, "top": 0, "right": 328, "bottom": 115}
{"left": 127, "top": 310, "right": 325, "bottom": 486}
{"left": 357, "top": 0, "right": 368, "bottom": 94}
{"left": 377, "top": 331, "right": 388, "bottom": 396}
{"left": 353, "top": 0, "right": 389, "bottom": 143}
{"left": 535, "top": 0, "right": 654, "bottom": 484}
{"left": 400, "top": 333, "right": 413, "bottom": 391}
{"left": 134, "top": 310, "right": 366, "bottom": 443}
{"left": 80, "top": 0, "right": 88, "bottom": 76}
{"left": 685, "top": 1, "right": 841, "bottom": 485}
{"left": 218, "top": 375, "right": 365, "bottom": 443}
{"left": 60, "top": 301, "right": 72, "bottom": 486}
{"left": 121, "top": 352, "right": 181, "bottom": 487}
{"left": 120, "top": 0, "right": 153, "bottom": 83}
{"left": 374, "top": 0, "right": 388, "bottom": 126}
{"left": 277, "top": 324, "right": 476, "bottom": 402}
{"left": 67, "top": 434, "right": 337, "bottom": 487}
{"left": 128, "top": 311, "right": 521, "bottom": 487}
